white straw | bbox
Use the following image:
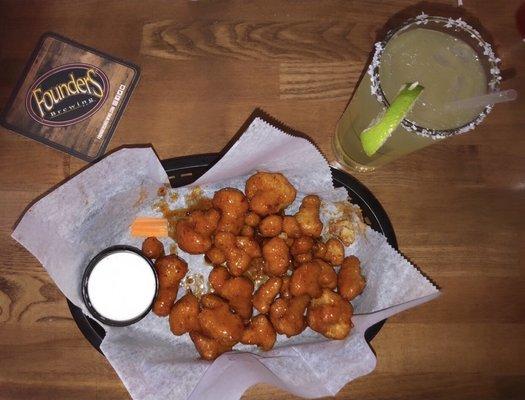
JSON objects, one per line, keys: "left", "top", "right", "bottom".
{"left": 448, "top": 89, "right": 517, "bottom": 109}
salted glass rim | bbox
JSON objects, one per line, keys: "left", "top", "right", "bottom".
{"left": 368, "top": 13, "right": 502, "bottom": 139}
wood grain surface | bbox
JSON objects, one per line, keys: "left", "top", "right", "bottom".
{"left": 1, "top": 1, "right": 524, "bottom": 399}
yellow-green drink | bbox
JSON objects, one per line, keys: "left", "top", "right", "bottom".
{"left": 333, "top": 15, "right": 501, "bottom": 171}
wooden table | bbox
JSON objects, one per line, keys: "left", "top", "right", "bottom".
{"left": 1, "top": 1, "right": 524, "bottom": 399}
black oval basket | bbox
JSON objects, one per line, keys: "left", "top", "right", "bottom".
{"left": 68, "top": 154, "right": 397, "bottom": 353}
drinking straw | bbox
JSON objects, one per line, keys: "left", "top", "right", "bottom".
{"left": 448, "top": 89, "right": 517, "bottom": 110}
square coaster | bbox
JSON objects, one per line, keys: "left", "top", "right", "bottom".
{"left": 1, "top": 33, "right": 140, "bottom": 161}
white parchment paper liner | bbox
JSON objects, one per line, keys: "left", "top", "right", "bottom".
{"left": 12, "top": 117, "right": 439, "bottom": 400}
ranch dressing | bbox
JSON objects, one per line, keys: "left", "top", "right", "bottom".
{"left": 86, "top": 250, "right": 157, "bottom": 322}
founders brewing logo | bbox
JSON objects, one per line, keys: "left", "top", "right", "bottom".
{"left": 25, "top": 63, "right": 109, "bottom": 126}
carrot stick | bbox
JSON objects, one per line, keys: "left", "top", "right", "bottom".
{"left": 131, "top": 217, "right": 169, "bottom": 237}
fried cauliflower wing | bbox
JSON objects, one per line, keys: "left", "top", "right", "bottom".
{"left": 269, "top": 295, "right": 310, "bottom": 337}
{"left": 337, "top": 256, "right": 366, "bottom": 301}
{"left": 289, "top": 261, "right": 322, "bottom": 298}
{"left": 141, "top": 237, "right": 164, "bottom": 259}
{"left": 253, "top": 277, "right": 282, "bottom": 314}
{"left": 175, "top": 209, "right": 219, "bottom": 254}
{"left": 282, "top": 216, "right": 302, "bottom": 239}
{"left": 215, "top": 232, "right": 252, "bottom": 276}
{"left": 262, "top": 237, "right": 291, "bottom": 276}
{"left": 198, "top": 294, "right": 244, "bottom": 345}
{"left": 307, "top": 289, "right": 353, "bottom": 340}
{"left": 259, "top": 215, "right": 283, "bottom": 237}
{"left": 209, "top": 266, "right": 254, "bottom": 321}
{"left": 213, "top": 188, "right": 249, "bottom": 235}
{"left": 190, "top": 331, "right": 233, "bottom": 360}
{"left": 153, "top": 255, "right": 188, "bottom": 316}
{"left": 241, "top": 314, "right": 276, "bottom": 351}
{"left": 316, "top": 259, "right": 337, "bottom": 289}
{"left": 169, "top": 292, "right": 200, "bottom": 335}
{"left": 245, "top": 172, "right": 296, "bottom": 216}
{"left": 295, "top": 195, "right": 322, "bottom": 237}
{"left": 322, "top": 238, "right": 344, "bottom": 266}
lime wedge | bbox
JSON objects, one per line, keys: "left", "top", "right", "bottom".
{"left": 360, "top": 82, "right": 424, "bottom": 157}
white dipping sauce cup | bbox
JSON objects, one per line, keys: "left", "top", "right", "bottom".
{"left": 82, "top": 246, "right": 158, "bottom": 326}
